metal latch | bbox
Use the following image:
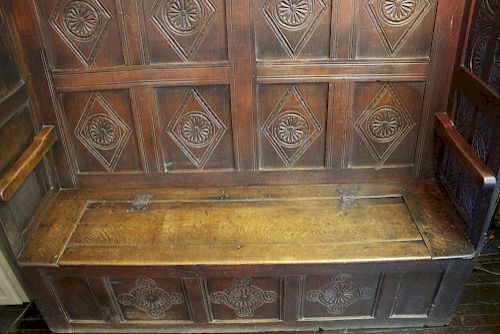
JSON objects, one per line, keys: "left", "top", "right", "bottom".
{"left": 337, "top": 186, "right": 360, "bottom": 209}
{"left": 129, "top": 193, "right": 153, "bottom": 212}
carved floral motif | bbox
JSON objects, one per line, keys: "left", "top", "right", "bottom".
{"left": 261, "top": 0, "right": 327, "bottom": 58}
{"left": 63, "top": 0, "right": 100, "bottom": 40}
{"left": 262, "top": 85, "right": 322, "bottom": 167}
{"left": 50, "top": 0, "right": 112, "bottom": 67}
{"left": 275, "top": 111, "right": 310, "bottom": 148}
{"left": 381, "top": 0, "right": 416, "bottom": 25}
{"left": 117, "top": 278, "right": 184, "bottom": 319}
{"left": 151, "top": 0, "right": 216, "bottom": 62}
{"left": 354, "top": 83, "right": 415, "bottom": 167}
{"left": 305, "top": 273, "right": 374, "bottom": 315}
{"left": 366, "top": 0, "right": 432, "bottom": 55}
{"left": 74, "top": 92, "right": 131, "bottom": 172}
{"left": 179, "top": 112, "right": 214, "bottom": 147}
{"left": 85, "top": 114, "right": 119, "bottom": 150}
{"left": 367, "top": 107, "right": 402, "bottom": 143}
{"left": 209, "top": 277, "right": 278, "bottom": 318}
{"left": 165, "top": 0, "right": 204, "bottom": 35}
{"left": 166, "top": 88, "right": 226, "bottom": 169}
{"left": 276, "top": 0, "right": 313, "bottom": 30}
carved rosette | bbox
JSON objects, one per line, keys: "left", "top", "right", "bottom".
{"left": 366, "top": 0, "right": 432, "bottom": 55}
{"left": 151, "top": 0, "right": 216, "bottom": 62}
{"left": 166, "top": 88, "right": 226, "bottom": 169}
{"left": 209, "top": 277, "right": 278, "bottom": 318}
{"left": 381, "top": 0, "right": 416, "bottom": 25}
{"left": 117, "top": 278, "right": 185, "bottom": 319}
{"left": 305, "top": 273, "right": 374, "bottom": 315}
{"left": 262, "top": 85, "right": 322, "bottom": 167}
{"left": 50, "top": 0, "right": 112, "bottom": 67}
{"left": 261, "top": 0, "right": 327, "bottom": 58}
{"left": 74, "top": 92, "right": 131, "bottom": 172}
{"left": 354, "top": 83, "right": 415, "bottom": 167}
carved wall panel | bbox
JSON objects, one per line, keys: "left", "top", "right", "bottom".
{"left": 62, "top": 90, "right": 143, "bottom": 173}
{"left": 205, "top": 277, "right": 281, "bottom": 321}
{"left": 254, "top": 0, "right": 332, "bottom": 60}
{"left": 36, "top": 0, "right": 125, "bottom": 69}
{"left": 464, "top": 0, "right": 497, "bottom": 77}
{"left": 257, "top": 83, "right": 327, "bottom": 169}
{"left": 155, "top": 85, "right": 234, "bottom": 170}
{"left": 302, "top": 272, "right": 379, "bottom": 319}
{"left": 348, "top": 82, "right": 422, "bottom": 169}
{"left": 110, "top": 278, "right": 191, "bottom": 321}
{"left": 355, "top": 0, "right": 437, "bottom": 59}
{"left": 141, "top": 0, "right": 228, "bottom": 63}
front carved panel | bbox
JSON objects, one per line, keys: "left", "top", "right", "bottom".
{"left": 302, "top": 272, "right": 379, "bottom": 319}
{"left": 110, "top": 278, "right": 190, "bottom": 321}
{"left": 206, "top": 277, "right": 281, "bottom": 321}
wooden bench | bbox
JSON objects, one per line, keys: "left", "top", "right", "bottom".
{"left": 0, "top": 0, "right": 499, "bottom": 333}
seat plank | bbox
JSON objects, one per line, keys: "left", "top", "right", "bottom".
{"left": 18, "top": 182, "right": 474, "bottom": 267}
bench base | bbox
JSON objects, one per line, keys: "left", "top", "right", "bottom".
{"left": 18, "top": 182, "right": 477, "bottom": 332}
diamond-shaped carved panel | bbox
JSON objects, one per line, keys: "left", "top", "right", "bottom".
{"left": 261, "top": 0, "right": 327, "bottom": 58}
{"left": 74, "top": 92, "right": 131, "bottom": 172}
{"left": 166, "top": 88, "right": 226, "bottom": 169}
{"left": 50, "top": 0, "right": 112, "bottom": 67}
{"left": 366, "top": 0, "right": 432, "bottom": 55}
{"left": 262, "top": 85, "right": 323, "bottom": 167}
{"left": 151, "top": 0, "right": 217, "bottom": 62}
{"left": 354, "top": 83, "right": 415, "bottom": 167}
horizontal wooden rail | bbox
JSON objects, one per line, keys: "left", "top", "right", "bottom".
{"left": 435, "top": 113, "right": 496, "bottom": 188}
{"left": 0, "top": 126, "right": 57, "bottom": 202}
{"left": 455, "top": 67, "right": 500, "bottom": 119}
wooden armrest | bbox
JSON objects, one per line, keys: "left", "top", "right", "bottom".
{"left": 0, "top": 126, "right": 57, "bottom": 202}
{"left": 434, "top": 113, "right": 496, "bottom": 188}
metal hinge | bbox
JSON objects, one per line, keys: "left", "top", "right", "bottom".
{"left": 337, "top": 186, "right": 360, "bottom": 209}
{"left": 129, "top": 193, "right": 153, "bottom": 212}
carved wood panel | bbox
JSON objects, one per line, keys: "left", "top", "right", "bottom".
{"left": 205, "top": 277, "right": 281, "bottom": 321}
{"left": 348, "top": 82, "right": 423, "bottom": 169}
{"left": 110, "top": 277, "right": 191, "bottom": 322}
{"left": 355, "top": 0, "right": 437, "bottom": 59}
{"left": 62, "top": 90, "right": 144, "bottom": 173}
{"left": 254, "top": 0, "right": 332, "bottom": 60}
{"left": 36, "top": 0, "right": 126, "bottom": 69}
{"left": 155, "top": 85, "right": 234, "bottom": 170}
{"left": 141, "top": 0, "right": 228, "bottom": 63}
{"left": 257, "top": 83, "right": 328, "bottom": 169}
{"left": 302, "top": 272, "right": 379, "bottom": 319}
{"left": 10, "top": 0, "right": 463, "bottom": 187}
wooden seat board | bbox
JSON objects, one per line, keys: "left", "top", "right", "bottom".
{"left": 17, "top": 182, "right": 475, "bottom": 267}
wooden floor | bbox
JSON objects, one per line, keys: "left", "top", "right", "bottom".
{"left": 1, "top": 255, "right": 499, "bottom": 334}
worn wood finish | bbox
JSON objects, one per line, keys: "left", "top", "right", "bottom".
{"left": 4, "top": 0, "right": 464, "bottom": 188}
{"left": 1, "top": 0, "right": 499, "bottom": 333}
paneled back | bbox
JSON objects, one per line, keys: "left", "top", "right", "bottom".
{"left": 9, "top": 0, "right": 467, "bottom": 188}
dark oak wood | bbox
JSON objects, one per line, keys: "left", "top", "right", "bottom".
{"left": 0, "top": 0, "right": 499, "bottom": 333}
